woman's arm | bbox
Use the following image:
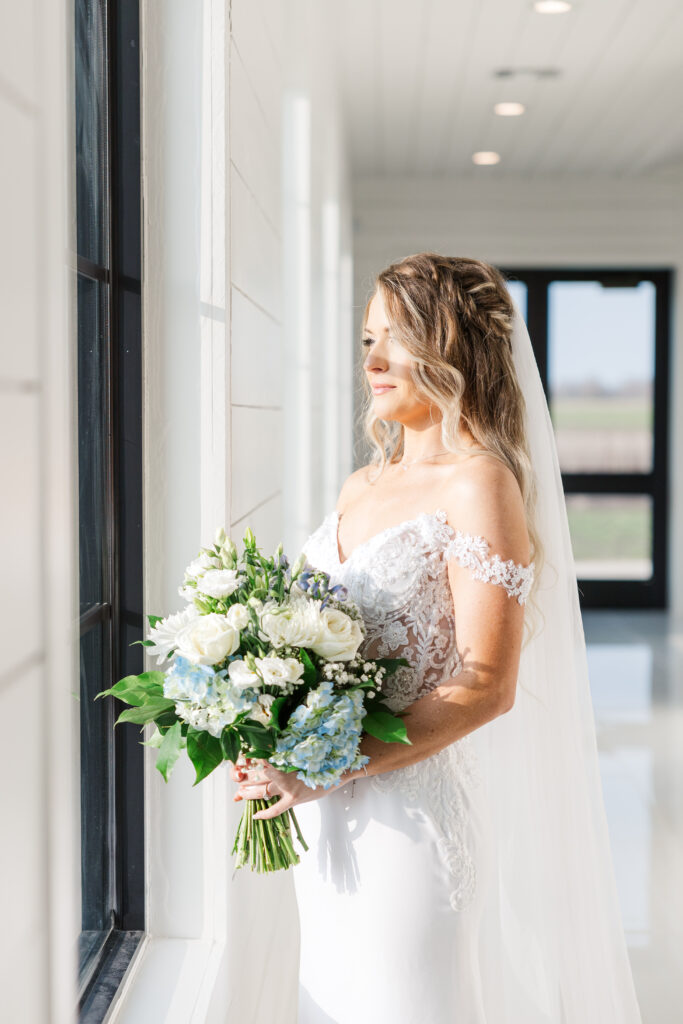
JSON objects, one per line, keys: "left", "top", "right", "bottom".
{"left": 331, "top": 456, "right": 530, "bottom": 787}
{"left": 237, "top": 457, "right": 530, "bottom": 816}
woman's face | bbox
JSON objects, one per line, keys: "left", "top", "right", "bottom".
{"left": 362, "top": 288, "right": 436, "bottom": 427}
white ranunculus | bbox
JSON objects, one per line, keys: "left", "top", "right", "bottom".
{"left": 259, "top": 597, "right": 323, "bottom": 650}
{"left": 196, "top": 568, "right": 241, "bottom": 599}
{"left": 254, "top": 656, "right": 304, "bottom": 688}
{"left": 226, "top": 603, "right": 250, "bottom": 629}
{"left": 310, "top": 607, "right": 364, "bottom": 662}
{"left": 175, "top": 613, "right": 240, "bottom": 666}
{"left": 227, "top": 659, "right": 260, "bottom": 690}
{"left": 147, "top": 604, "right": 200, "bottom": 664}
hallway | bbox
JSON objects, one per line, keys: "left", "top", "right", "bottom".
{"left": 585, "top": 610, "right": 683, "bottom": 1021}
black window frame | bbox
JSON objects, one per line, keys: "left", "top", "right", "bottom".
{"left": 501, "top": 266, "right": 671, "bottom": 610}
{"left": 75, "top": 0, "right": 145, "bottom": 1019}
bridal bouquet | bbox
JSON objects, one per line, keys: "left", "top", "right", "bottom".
{"left": 96, "top": 525, "right": 411, "bottom": 872}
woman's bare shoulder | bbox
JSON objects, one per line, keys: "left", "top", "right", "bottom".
{"left": 442, "top": 454, "right": 530, "bottom": 564}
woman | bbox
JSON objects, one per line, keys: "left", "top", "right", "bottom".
{"left": 232, "top": 253, "right": 643, "bottom": 1023}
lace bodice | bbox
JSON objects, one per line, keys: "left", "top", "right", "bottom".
{"left": 300, "top": 506, "right": 535, "bottom": 912}
{"left": 302, "top": 506, "right": 534, "bottom": 713}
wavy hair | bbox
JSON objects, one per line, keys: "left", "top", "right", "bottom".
{"left": 360, "top": 252, "right": 545, "bottom": 648}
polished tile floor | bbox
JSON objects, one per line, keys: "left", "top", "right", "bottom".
{"left": 583, "top": 610, "right": 683, "bottom": 1024}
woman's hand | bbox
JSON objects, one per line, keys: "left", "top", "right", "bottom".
{"left": 230, "top": 756, "right": 332, "bottom": 820}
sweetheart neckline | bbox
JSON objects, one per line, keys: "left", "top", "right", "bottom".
{"left": 332, "top": 507, "right": 449, "bottom": 567}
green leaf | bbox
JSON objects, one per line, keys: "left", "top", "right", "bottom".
{"left": 130, "top": 639, "right": 158, "bottom": 648}
{"left": 95, "top": 671, "right": 166, "bottom": 704}
{"left": 299, "top": 648, "right": 317, "bottom": 687}
{"left": 269, "top": 695, "right": 291, "bottom": 731}
{"left": 186, "top": 728, "right": 224, "bottom": 785}
{"left": 362, "top": 705, "right": 412, "bottom": 745}
{"left": 115, "top": 697, "right": 176, "bottom": 725}
{"left": 220, "top": 727, "right": 241, "bottom": 763}
{"left": 141, "top": 726, "right": 164, "bottom": 748}
{"left": 238, "top": 720, "right": 275, "bottom": 753}
{"left": 147, "top": 614, "right": 163, "bottom": 628}
{"left": 155, "top": 720, "right": 184, "bottom": 782}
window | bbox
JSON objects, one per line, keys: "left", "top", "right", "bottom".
{"left": 75, "top": 0, "right": 144, "bottom": 1018}
{"left": 502, "top": 268, "right": 671, "bottom": 609}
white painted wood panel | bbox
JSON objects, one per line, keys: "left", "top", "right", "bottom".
{"left": 231, "top": 285, "right": 283, "bottom": 409}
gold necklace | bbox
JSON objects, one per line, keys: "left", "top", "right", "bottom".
{"left": 399, "top": 449, "right": 451, "bottom": 472}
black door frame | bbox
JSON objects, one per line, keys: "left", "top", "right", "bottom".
{"left": 500, "top": 266, "right": 672, "bottom": 610}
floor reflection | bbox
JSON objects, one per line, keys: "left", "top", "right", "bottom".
{"left": 583, "top": 609, "right": 683, "bottom": 1023}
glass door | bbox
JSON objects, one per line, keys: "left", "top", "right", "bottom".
{"left": 502, "top": 269, "right": 670, "bottom": 609}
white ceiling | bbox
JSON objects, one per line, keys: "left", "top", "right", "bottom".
{"left": 324, "top": 0, "right": 683, "bottom": 178}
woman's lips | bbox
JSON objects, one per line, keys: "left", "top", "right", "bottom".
{"left": 371, "top": 384, "right": 396, "bottom": 394}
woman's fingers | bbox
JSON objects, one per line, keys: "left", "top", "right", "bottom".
{"left": 254, "top": 796, "right": 291, "bottom": 820}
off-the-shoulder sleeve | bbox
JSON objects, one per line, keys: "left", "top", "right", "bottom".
{"left": 443, "top": 530, "right": 535, "bottom": 605}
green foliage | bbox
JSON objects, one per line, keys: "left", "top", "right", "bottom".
{"left": 95, "top": 670, "right": 166, "bottom": 704}
{"left": 186, "top": 727, "right": 224, "bottom": 785}
{"left": 155, "top": 721, "right": 184, "bottom": 782}
{"left": 115, "top": 697, "right": 176, "bottom": 726}
{"left": 239, "top": 719, "right": 276, "bottom": 753}
{"left": 220, "top": 727, "right": 241, "bottom": 764}
{"left": 300, "top": 648, "right": 317, "bottom": 687}
{"left": 362, "top": 705, "right": 412, "bottom": 745}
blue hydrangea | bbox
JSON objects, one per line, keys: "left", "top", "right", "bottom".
{"left": 164, "top": 655, "right": 219, "bottom": 703}
{"left": 269, "top": 680, "right": 370, "bottom": 789}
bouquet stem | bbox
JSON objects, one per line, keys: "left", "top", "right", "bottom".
{"left": 232, "top": 798, "right": 309, "bottom": 872}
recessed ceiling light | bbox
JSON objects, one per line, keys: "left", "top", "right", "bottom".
{"left": 494, "top": 102, "right": 526, "bottom": 116}
{"left": 472, "top": 151, "right": 501, "bottom": 165}
{"left": 533, "top": 1, "right": 572, "bottom": 13}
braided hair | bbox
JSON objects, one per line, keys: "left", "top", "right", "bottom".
{"left": 360, "top": 251, "right": 544, "bottom": 643}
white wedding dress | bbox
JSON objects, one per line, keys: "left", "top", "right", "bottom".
{"left": 292, "top": 505, "right": 535, "bottom": 1024}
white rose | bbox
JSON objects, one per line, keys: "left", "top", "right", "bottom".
{"left": 175, "top": 613, "right": 240, "bottom": 665}
{"left": 259, "top": 597, "right": 323, "bottom": 650}
{"left": 310, "top": 607, "right": 363, "bottom": 662}
{"left": 227, "top": 659, "right": 260, "bottom": 690}
{"left": 196, "top": 568, "right": 241, "bottom": 599}
{"left": 254, "top": 656, "right": 304, "bottom": 688}
{"left": 226, "top": 603, "right": 250, "bottom": 629}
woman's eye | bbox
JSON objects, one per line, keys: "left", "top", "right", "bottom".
{"left": 361, "top": 337, "right": 373, "bottom": 347}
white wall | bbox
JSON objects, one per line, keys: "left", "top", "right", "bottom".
{"left": 110, "top": 1, "right": 353, "bottom": 1021}
{"left": 351, "top": 172, "right": 683, "bottom": 622}
{"left": 0, "top": 1, "right": 79, "bottom": 1022}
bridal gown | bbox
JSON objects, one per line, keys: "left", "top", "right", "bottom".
{"left": 291, "top": 506, "right": 536, "bottom": 1024}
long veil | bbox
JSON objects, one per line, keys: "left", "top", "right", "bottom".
{"left": 475, "top": 298, "right": 643, "bottom": 1021}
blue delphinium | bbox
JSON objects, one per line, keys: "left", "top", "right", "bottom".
{"left": 269, "top": 679, "right": 370, "bottom": 789}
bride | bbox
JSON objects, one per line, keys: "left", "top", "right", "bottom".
{"left": 231, "top": 253, "right": 643, "bottom": 1023}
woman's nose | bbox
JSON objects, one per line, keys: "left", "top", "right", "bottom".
{"left": 364, "top": 347, "right": 388, "bottom": 372}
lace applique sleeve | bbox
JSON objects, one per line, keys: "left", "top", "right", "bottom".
{"left": 443, "top": 530, "right": 535, "bottom": 605}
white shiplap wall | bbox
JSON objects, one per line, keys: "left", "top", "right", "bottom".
{"left": 352, "top": 171, "right": 683, "bottom": 621}
{"left": 111, "top": 1, "right": 353, "bottom": 1022}
{"left": 0, "top": 2, "right": 79, "bottom": 1023}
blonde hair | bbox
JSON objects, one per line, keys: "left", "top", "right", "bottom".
{"left": 360, "top": 251, "right": 545, "bottom": 647}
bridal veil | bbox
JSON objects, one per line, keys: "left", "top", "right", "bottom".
{"left": 475, "top": 297, "right": 643, "bottom": 1021}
